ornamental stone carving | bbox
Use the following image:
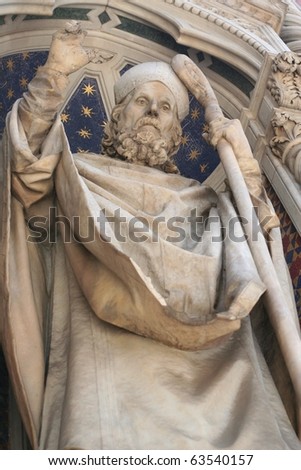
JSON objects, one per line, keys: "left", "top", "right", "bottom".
{"left": 268, "top": 52, "right": 301, "bottom": 109}
{"left": 268, "top": 51, "right": 301, "bottom": 183}
{"left": 270, "top": 110, "right": 301, "bottom": 183}
{"left": 179, "top": 0, "right": 288, "bottom": 31}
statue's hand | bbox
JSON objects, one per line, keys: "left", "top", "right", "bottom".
{"left": 45, "top": 21, "right": 95, "bottom": 75}
{"left": 208, "top": 117, "right": 253, "bottom": 160}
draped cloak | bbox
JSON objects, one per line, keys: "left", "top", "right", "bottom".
{"left": 0, "top": 98, "right": 301, "bottom": 450}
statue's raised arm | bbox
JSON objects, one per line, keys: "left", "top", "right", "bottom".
{"left": 44, "top": 21, "right": 94, "bottom": 75}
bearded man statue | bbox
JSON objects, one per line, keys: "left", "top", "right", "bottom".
{"left": 0, "top": 22, "right": 300, "bottom": 450}
{"left": 102, "top": 62, "right": 183, "bottom": 174}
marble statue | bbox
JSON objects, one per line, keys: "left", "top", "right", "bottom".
{"left": 0, "top": 22, "right": 301, "bottom": 450}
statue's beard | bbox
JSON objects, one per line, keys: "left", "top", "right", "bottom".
{"left": 115, "top": 117, "right": 173, "bottom": 168}
{"left": 102, "top": 113, "right": 181, "bottom": 173}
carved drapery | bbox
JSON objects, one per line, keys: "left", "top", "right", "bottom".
{"left": 268, "top": 51, "right": 301, "bottom": 183}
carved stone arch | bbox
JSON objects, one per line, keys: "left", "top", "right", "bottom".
{"left": 102, "top": 0, "right": 290, "bottom": 81}
{"left": 0, "top": 1, "right": 290, "bottom": 74}
{"left": 281, "top": 1, "right": 301, "bottom": 53}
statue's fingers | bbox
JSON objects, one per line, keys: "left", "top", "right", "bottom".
{"left": 50, "top": 30, "right": 86, "bottom": 49}
{"left": 216, "top": 311, "right": 243, "bottom": 320}
{"left": 51, "top": 29, "right": 68, "bottom": 42}
{"left": 63, "top": 30, "right": 87, "bottom": 46}
{"left": 64, "top": 20, "right": 82, "bottom": 35}
{"left": 58, "top": 21, "right": 87, "bottom": 45}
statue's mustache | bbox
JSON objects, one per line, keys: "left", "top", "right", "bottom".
{"left": 133, "top": 116, "right": 161, "bottom": 132}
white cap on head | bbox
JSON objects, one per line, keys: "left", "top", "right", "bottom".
{"left": 114, "top": 61, "right": 189, "bottom": 121}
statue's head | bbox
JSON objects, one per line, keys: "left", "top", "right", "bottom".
{"left": 102, "top": 61, "right": 189, "bottom": 173}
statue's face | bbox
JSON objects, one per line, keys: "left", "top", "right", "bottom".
{"left": 117, "top": 81, "right": 178, "bottom": 137}
{"left": 102, "top": 80, "right": 182, "bottom": 172}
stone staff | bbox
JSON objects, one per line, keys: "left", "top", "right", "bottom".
{"left": 172, "top": 54, "right": 301, "bottom": 438}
